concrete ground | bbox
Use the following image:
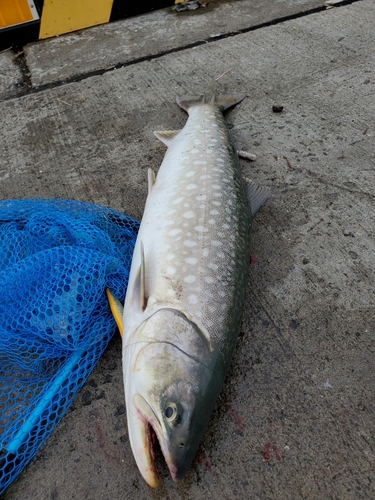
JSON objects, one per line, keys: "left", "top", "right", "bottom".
{"left": 1, "top": 0, "right": 375, "bottom": 498}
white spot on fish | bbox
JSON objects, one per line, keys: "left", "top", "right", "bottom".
{"left": 202, "top": 248, "right": 209, "bottom": 257}
{"left": 210, "top": 209, "right": 219, "bottom": 215}
{"left": 211, "top": 240, "right": 222, "bottom": 246}
{"left": 173, "top": 197, "right": 184, "bottom": 205}
{"left": 213, "top": 192, "right": 223, "bottom": 197}
{"left": 169, "top": 228, "right": 182, "bottom": 236}
{"left": 188, "top": 294, "right": 198, "bottom": 304}
{"left": 194, "top": 139, "right": 202, "bottom": 145}
{"left": 212, "top": 184, "right": 220, "bottom": 190}
{"left": 184, "top": 240, "right": 197, "bottom": 247}
{"left": 185, "top": 171, "right": 195, "bottom": 177}
{"left": 204, "top": 276, "right": 214, "bottom": 284}
{"left": 209, "top": 263, "right": 218, "bottom": 271}
{"left": 191, "top": 149, "right": 200, "bottom": 154}
{"left": 211, "top": 138, "right": 218, "bottom": 143}
{"left": 200, "top": 175, "right": 211, "bottom": 180}
{"left": 196, "top": 195, "right": 207, "bottom": 201}
{"left": 212, "top": 201, "right": 222, "bottom": 206}
{"left": 166, "top": 254, "right": 175, "bottom": 260}
{"left": 217, "top": 252, "right": 225, "bottom": 258}
{"left": 195, "top": 226, "right": 208, "bottom": 232}
{"left": 184, "top": 275, "right": 196, "bottom": 283}
{"left": 186, "top": 257, "right": 198, "bottom": 265}
{"left": 208, "top": 219, "right": 215, "bottom": 225}
{"left": 167, "top": 289, "right": 175, "bottom": 296}
{"left": 184, "top": 210, "right": 195, "bottom": 219}
{"left": 167, "top": 266, "right": 176, "bottom": 275}
{"left": 187, "top": 184, "right": 198, "bottom": 190}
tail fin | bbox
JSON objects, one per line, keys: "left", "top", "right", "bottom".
{"left": 176, "top": 94, "right": 246, "bottom": 114}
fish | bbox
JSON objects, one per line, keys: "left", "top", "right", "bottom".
{"left": 107, "top": 93, "right": 272, "bottom": 487}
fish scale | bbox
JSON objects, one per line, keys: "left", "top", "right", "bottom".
{"left": 107, "top": 93, "right": 272, "bottom": 488}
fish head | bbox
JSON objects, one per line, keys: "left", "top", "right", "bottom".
{"left": 123, "top": 308, "right": 217, "bottom": 487}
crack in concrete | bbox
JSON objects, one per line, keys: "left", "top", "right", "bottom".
{"left": 0, "top": 0, "right": 364, "bottom": 102}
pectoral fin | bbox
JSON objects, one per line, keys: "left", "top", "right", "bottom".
{"left": 133, "top": 241, "right": 147, "bottom": 312}
{"left": 148, "top": 168, "right": 156, "bottom": 194}
{"left": 106, "top": 289, "right": 124, "bottom": 336}
{"left": 244, "top": 177, "right": 273, "bottom": 216}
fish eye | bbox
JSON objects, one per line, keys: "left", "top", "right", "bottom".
{"left": 164, "top": 402, "right": 181, "bottom": 425}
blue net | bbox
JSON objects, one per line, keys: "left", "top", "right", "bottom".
{"left": 0, "top": 199, "right": 139, "bottom": 494}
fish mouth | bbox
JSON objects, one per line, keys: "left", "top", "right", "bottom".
{"left": 130, "top": 394, "right": 182, "bottom": 487}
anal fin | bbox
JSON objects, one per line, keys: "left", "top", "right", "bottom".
{"left": 243, "top": 177, "right": 273, "bottom": 216}
{"left": 154, "top": 130, "right": 181, "bottom": 147}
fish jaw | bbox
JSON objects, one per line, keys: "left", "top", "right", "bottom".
{"left": 130, "top": 393, "right": 189, "bottom": 486}
{"left": 126, "top": 397, "right": 159, "bottom": 488}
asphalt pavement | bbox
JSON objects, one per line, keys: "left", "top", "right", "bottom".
{"left": 1, "top": 0, "right": 374, "bottom": 498}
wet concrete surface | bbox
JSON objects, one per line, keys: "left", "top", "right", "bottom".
{"left": 1, "top": 0, "right": 375, "bottom": 498}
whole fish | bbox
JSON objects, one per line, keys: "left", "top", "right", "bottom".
{"left": 107, "top": 94, "right": 271, "bottom": 487}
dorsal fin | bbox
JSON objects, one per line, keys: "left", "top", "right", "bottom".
{"left": 154, "top": 130, "right": 181, "bottom": 147}
{"left": 243, "top": 177, "right": 273, "bottom": 216}
{"left": 106, "top": 289, "right": 124, "bottom": 336}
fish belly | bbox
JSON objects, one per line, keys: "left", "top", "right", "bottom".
{"left": 124, "top": 104, "right": 252, "bottom": 364}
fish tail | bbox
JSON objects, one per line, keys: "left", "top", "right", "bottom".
{"left": 176, "top": 93, "right": 246, "bottom": 114}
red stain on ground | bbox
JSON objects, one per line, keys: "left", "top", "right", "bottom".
{"left": 201, "top": 458, "right": 212, "bottom": 471}
{"left": 264, "top": 442, "right": 281, "bottom": 461}
{"left": 264, "top": 442, "right": 272, "bottom": 460}
{"left": 229, "top": 408, "right": 246, "bottom": 435}
{"left": 249, "top": 255, "right": 258, "bottom": 265}
{"left": 272, "top": 443, "right": 281, "bottom": 460}
{"left": 283, "top": 156, "right": 292, "bottom": 169}
{"left": 94, "top": 421, "right": 123, "bottom": 468}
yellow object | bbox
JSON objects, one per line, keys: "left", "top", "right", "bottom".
{"left": 0, "top": 0, "right": 38, "bottom": 28}
{"left": 106, "top": 289, "right": 123, "bottom": 337}
{"left": 39, "top": 0, "right": 114, "bottom": 39}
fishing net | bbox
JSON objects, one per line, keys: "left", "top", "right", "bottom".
{"left": 0, "top": 199, "right": 139, "bottom": 494}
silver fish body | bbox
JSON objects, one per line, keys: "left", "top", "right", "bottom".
{"left": 108, "top": 94, "right": 271, "bottom": 487}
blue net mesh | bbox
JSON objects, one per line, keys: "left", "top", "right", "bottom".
{"left": 0, "top": 199, "right": 139, "bottom": 494}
